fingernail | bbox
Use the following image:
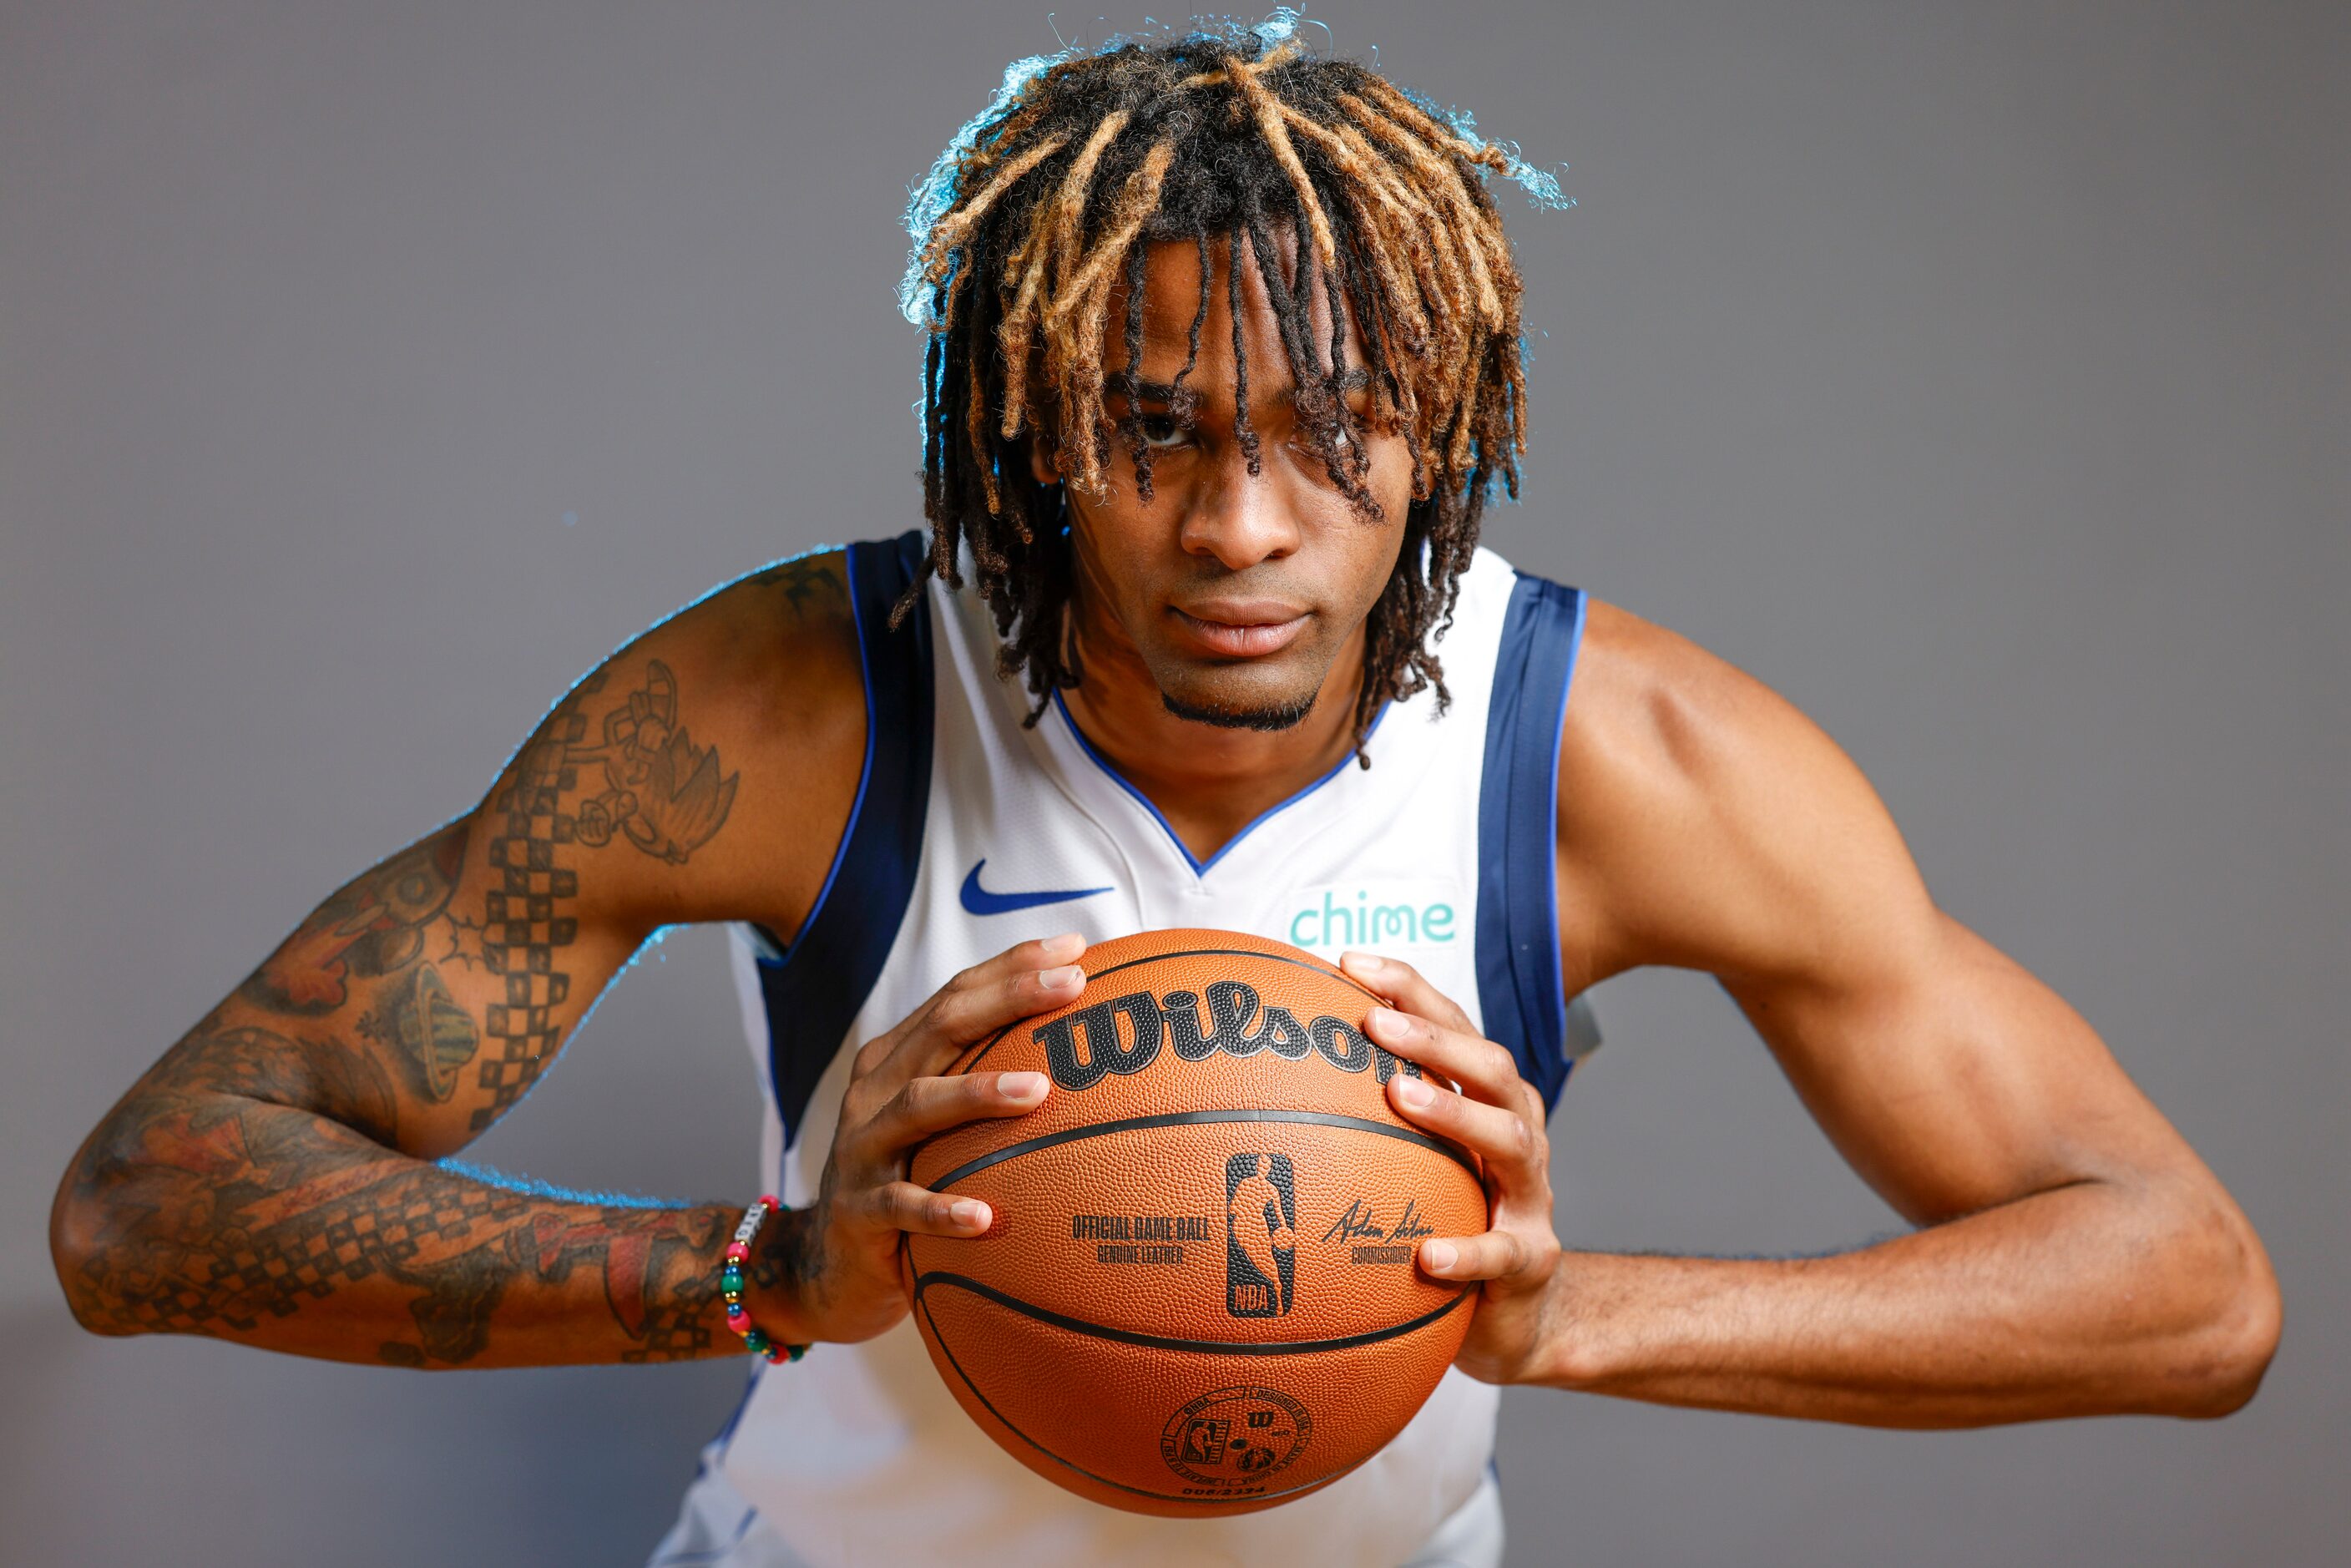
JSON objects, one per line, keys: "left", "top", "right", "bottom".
{"left": 1000, "top": 1071, "right": 1049, "bottom": 1102}
{"left": 1421, "top": 1239, "right": 1457, "bottom": 1272}
{"left": 1364, "top": 1005, "right": 1408, "bottom": 1042}
{"left": 950, "top": 1199, "right": 990, "bottom": 1230}
{"left": 1341, "top": 951, "right": 1384, "bottom": 974}
{"left": 1038, "top": 964, "right": 1083, "bottom": 989}
{"left": 1039, "top": 932, "right": 1085, "bottom": 959}
{"left": 1394, "top": 1075, "right": 1434, "bottom": 1109}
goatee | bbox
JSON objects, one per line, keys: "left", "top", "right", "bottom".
{"left": 1159, "top": 688, "right": 1318, "bottom": 732}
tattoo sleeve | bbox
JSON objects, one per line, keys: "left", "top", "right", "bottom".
{"left": 53, "top": 652, "right": 765, "bottom": 1368}
{"left": 58, "top": 1030, "right": 738, "bottom": 1365}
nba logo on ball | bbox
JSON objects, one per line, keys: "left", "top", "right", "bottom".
{"left": 1225, "top": 1152, "right": 1297, "bottom": 1317}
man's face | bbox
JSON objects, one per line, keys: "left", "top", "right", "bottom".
{"left": 1033, "top": 233, "right": 1418, "bottom": 731}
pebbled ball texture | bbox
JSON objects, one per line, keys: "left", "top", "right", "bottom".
{"left": 905, "top": 928, "right": 1486, "bottom": 1516}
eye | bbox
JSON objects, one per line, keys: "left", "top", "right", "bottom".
{"left": 1287, "top": 421, "right": 1354, "bottom": 458}
{"left": 1138, "top": 414, "right": 1189, "bottom": 451}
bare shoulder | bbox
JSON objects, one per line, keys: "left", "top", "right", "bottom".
{"left": 1555, "top": 598, "right": 1934, "bottom": 989}
{"left": 647, "top": 552, "right": 865, "bottom": 784}
{"left": 550, "top": 549, "right": 869, "bottom": 942}
{"left": 1560, "top": 598, "right": 1790, "bottom": 797}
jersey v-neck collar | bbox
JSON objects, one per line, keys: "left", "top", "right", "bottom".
{"left": 1045, "top": 689, "right": 1388, "bottom": 880}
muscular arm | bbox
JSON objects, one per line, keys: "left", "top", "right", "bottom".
{"left": 48, "top": 554, "right": 863, "bottom": 1368}
{"left": 1537, "top": 600, "right": 2281, "bottom": 1424}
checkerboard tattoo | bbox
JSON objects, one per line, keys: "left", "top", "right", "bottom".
{"left": 474, "top": 675, "right": 594, "bottom": 1130}
{"left": 472, "top": 660, "right": 737, "bottom": 1128}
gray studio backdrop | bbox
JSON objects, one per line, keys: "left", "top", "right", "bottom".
{"left": 2, "top": 3, "right": 2342, "bottom": 1564}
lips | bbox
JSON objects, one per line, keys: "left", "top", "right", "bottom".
{"left": 1167, "top": 599, "right": 1312, "bottom": 658}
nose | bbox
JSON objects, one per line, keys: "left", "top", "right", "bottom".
{"left": 1179, "top": 443, "right": 1300, "bottom": 572}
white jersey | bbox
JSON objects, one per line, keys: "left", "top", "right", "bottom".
{"left": 652, "top": 533, "right": 1598, "bottom": 1568}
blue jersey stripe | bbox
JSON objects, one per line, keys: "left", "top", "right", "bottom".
{"left": 750, "top": 531, "right": 935, "bottom": 1146}
{"left": 1475, "top": 571, "right": 1592, "bottom": 1110}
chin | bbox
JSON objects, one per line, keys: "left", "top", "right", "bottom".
{"left": 1152, "top": 664, "right": 1324, "bottom": 732}
{"left": 1159, "top": 690, "right": 1318, "bottom": 731}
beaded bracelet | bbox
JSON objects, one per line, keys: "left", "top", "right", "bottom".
{"left": 720, "top": 1195, "right": 806, "bottom": 1363}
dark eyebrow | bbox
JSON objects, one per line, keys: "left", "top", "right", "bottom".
{"left": 1116, "top": 369, "right": 1373, "bottom": 411}
{"left": 1119, "top": 379, "right": 1192, "bottom": 407}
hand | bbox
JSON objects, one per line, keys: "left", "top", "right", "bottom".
{"left": 1341, "top": 950, "right": 1565, "bottom": 1386}
{"left": 753, "top": 933, "right": 1086, "bottom": 1345}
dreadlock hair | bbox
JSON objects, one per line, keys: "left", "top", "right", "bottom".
{"left": 898, "top": 18, "right": 1561, "bottom": 756}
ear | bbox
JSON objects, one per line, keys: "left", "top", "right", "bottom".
{"left": 1025, "top": 432, "right": 1061, "bottom": 487}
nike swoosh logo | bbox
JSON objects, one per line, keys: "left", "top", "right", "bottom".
{"left": 958, "top": 859, "right": 1114, "bottom": 917}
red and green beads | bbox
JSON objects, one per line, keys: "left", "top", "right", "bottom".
{"left": 720, "top": 1194, "right": 803, "bottom": 1364}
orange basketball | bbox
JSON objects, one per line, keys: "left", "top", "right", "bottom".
{"left": 904, "top": 928, "right": 1486, "bottom": 1517}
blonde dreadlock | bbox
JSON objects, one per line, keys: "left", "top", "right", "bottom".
{"left": 900, "top": 21, "right": 1564, "bottom": 751}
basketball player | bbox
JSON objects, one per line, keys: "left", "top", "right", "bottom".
{"left": 48, "top": 23, "right": 2278, "bottom": 1568}
{"left": 1229, "top": 1154, "right": 1297, "bottom": 1314}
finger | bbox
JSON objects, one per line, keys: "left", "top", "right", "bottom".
{"left": 1338, "top": 950, "right": 1478, "bottom": 1036}
{"left": 857, "top": 932, "right": 1087, "bottom": 1077}
{"left": 1388, "top": 1070, "right": 1544, "bottom": 1179}
{"left": 1416, "top": 1231, "right": 1533, "bottom": 1282}
{"left": 1363, "top": 1005, "right": 1524, "bottom": 1109}
{"left": 865, "top": 934, "right": 1087, "bottom": 1090}
{"left": 852, "top": 1070, "right": 1051, "bottom": 1164}
{"left": 870, "top": 1181, "right": 995, "bottom": 1237}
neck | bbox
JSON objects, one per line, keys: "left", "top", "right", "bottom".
{"left": 1059, "top": 595, "right": 1365, "bottom": 869}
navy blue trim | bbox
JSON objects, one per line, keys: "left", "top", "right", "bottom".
{"left": 750, "top": 532, "right": 933, "bottom": 1146}
{"left": 1051, "top": 690, "right": 1388, "bottom": 876}
{"left": 1476, "top": 572, "right": 1588, "bottom": 1110}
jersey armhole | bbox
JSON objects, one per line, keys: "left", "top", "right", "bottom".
{"left": 746, "top": 532, "right": 935, "bottom": 1146}
{"left": 1475, "top": 571, "right": 1600, "bottom": 1112}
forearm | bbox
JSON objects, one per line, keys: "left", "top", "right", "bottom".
{"left": 1539, "top": 1178, "right": 2274, "bottom": 1426}
{"left": 54, "top": 1086, "right": 749, "bottom": 1368}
